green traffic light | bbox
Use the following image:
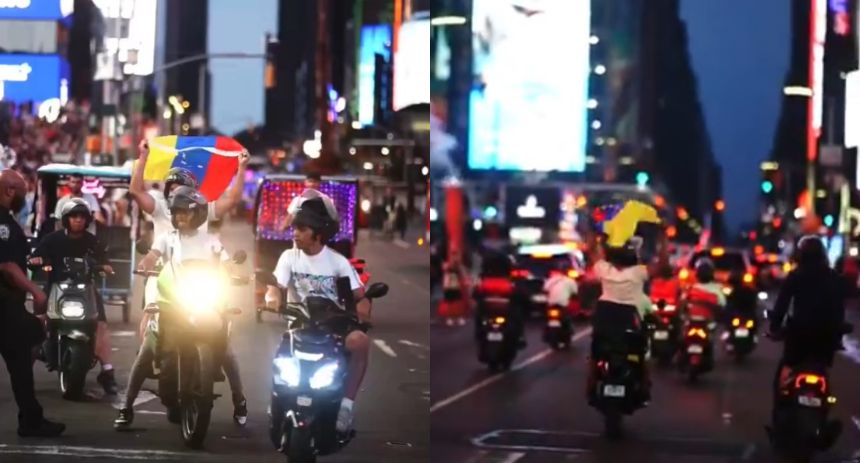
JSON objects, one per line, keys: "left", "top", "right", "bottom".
{"left": 761, "top": 180, "right": 774, "bottom": 194}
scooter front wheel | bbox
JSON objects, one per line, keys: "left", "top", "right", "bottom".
{"left": 287, "top": 426, "right": 317, "bottom": 463}
{"left": 60, "top": 341, "right": 92, "bottom": 401}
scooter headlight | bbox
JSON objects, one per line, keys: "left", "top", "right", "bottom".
{"left": 309, "top": 362, "right": 339, "bottom": 389}
{"left": 273, "top": 356, "right": 300, "bottom": 387}
{"left": 60, "top": 301, "right": 85, "bottom": 318}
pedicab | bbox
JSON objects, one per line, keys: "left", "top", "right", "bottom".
{"left": 33, "top": 164, "right": 141, "bottom": 323}
{"left": 252, "top": 174, "right": 364, "bottom": 322}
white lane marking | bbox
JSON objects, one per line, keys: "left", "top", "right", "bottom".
{"left": 113, "top": 390, "right": 159, "bottom": 410}
{"left": 840, "top": 336, "right": 860, "bottom": 364}
{"left": 852, "top": 415, "right": 860, "bottom": 433}
{"left": 0, "top": 444, "right": 193, "bottom": 460}
{"left": 111, "top": 331, "right": 137, "bottom": 337}
{"left": 373, "top": 339, "right": 398, "bottom": 358}
{"left": 394, "top": 239, "right": 410, "bottom": 249}
{"left": 498, "top": 452, "right": 526, "bottom": 463}
{"left": 430, "top": 328, "right": 592, "bottom": 414}
{"left": 398, "top": 339, "right": 429, "bottom": 350}
{"left": 138, "top": 410, "right": 167, "bottom": 415}
{"left": 741, "top": 443, "right": 756, "bottom": 461}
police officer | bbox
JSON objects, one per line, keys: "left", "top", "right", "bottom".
{"left": 0, "top": 169, "right": 65, "bottom": 437}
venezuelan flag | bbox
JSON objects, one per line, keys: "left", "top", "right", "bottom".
{"left": 596, "top": 200, "right": 661, "bottom": 247}
{"left": 142, "top": 135, "right": 244, "bottom": 201}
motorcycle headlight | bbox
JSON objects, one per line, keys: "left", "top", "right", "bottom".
{"left": 61, "top": 301, "right": 85, "bottom": 318}
{"left": 273, "top": 356, "right": 300, "bottom": 387}
{"left": 178, "top": 270, "right": 224, "bottom": 314}
{"left": 309, "top": 362, "right": 339, "bottom": 389}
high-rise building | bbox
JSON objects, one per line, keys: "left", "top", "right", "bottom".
{"left": 163, "top": 0, "right": 209, "bottom": 125}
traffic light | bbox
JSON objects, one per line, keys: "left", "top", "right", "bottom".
{"left": 824, "top": 214, "right": 834, "bottom": 227}
{"left": 636, "top": 171, "right": 649, "bottom": 187}
{"left": 715, "top": 199, "right": 725, "bottom": 212}
{"left": 761, "top": 180, "right": 774, "bottom": 194}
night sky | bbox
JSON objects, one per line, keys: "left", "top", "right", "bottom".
{"left": 679, "top": 0, "right": 790, "bottom": 236}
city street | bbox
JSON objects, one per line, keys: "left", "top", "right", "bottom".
{"left": 431, "top": 300, "right": 860, "bottom": 463}
{"left": 0, "top": 222, "right": 429, "bottom": 462}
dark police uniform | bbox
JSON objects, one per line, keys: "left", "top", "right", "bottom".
{"left": 0, "top": 206, "right": 45, "bottom": 427}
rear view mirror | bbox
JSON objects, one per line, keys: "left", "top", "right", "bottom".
{"left": 233, "top": 250, "right": 247, "bottom": 265}
{"left": 255, "top": 270, "right": 277, "bottom": 286}
{"left": 364, "top": 282, "right": 389, "bottom": 299}
{"left": 135, "top": 239, "right": 151, "bottom": 255}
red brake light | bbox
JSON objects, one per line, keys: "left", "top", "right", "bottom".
{"left": 547, "top": 309, "right": 561, "bottom": 319}
{"left": 795, "top": 373, "right": 827, "bottom": 393}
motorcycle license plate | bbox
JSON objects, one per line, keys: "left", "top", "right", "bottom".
{"left": 487, "top": 332, "right": 504, "bottom": 341}
{"left": 653, "top": 330, "right": 669, "bottom": 340}
{"left": 734, "top": 328, "right": 749, "bottom": 338}
{"left": 798, "top": 395, "right": 822, "bottom": 407}
{"left": 603, "top": 385, "right": 626, "bottom": 397}
{"left": 297, "top": 396, "right": 312, "bottom": 407}
{"left": 547, "top": 320, "right": 561, "bottom": 327}
{"left": 531, "top": 294, "right": 547, "bottom": 303}
{"left": 687, "top": 345, "right": 704, "bottom": 354}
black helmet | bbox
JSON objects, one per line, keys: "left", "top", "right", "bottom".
{"left": 163, "top": 168, "right": 198, "bottom": 200}
{"left": 695, "top": 257, "right": 715, "bottom": 283}
{"left": 603, "top": 235, "right": 641, "bottom": 268}
{"left": 61, "top": 198, "right": 93, "bottom": 229}
{"left": 293, "top": 197, "right": 339, "bottom": 243}
{"left": 168, "top": 186, "right": 208, "bottom": 230}
{"left": 796, "top": 235, "right": 829, "bottom": 270}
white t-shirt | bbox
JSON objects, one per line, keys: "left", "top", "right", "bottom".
{"left": 147, "top": 191, "right": 217, "bottom": 242}
{"left": 152, "top": 229, "right": 228, "bottom": 269}
{"left": 594, "top": 260, "right": 650, "bottom": 308}
{"left": 55, "top": 193, "right": 100, "bottom": 234}
{"left": 543, "top": 274, "right": 578, "bottom": 307}
{"left": 273, "top": 246, "right": 362, "bottom": 307}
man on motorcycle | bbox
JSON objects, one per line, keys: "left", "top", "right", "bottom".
{"left": 264, "top": 197, "right": 369, "bottom": 434}
{"left": 472, "top": 251, "right": 519, "bottom": 347}
{"left": 768, "top": 236, "right": 846, "bottom": 409}
{"left": 543, "top": 261, "right": 578, "bottom": 320}
{"left": 649, "top": 263, "right": 679, "bottom": 306}
{"left": 114, "top": 187, "right": 248, "bottom": 429}
{"left": 30, "top": 198, "right": 118, "bottom": 394}
{"left": 586, "top": 228, "right": 669, "bottom": 404}
{"left": 684, "top": 258, "right": 726, "bottom": 325}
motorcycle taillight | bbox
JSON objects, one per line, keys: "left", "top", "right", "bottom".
{"left": 794, "top": 373, "right": 827, "bottom": 394}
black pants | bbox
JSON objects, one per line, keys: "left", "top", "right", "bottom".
{"left": 0, "top": 307, "right": 45, "bottom": 428}
{"left": 590, "top": 300, "right": 645, "bottom": 357}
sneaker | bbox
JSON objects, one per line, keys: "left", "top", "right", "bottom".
{"left": 233, "top": 397, "right": 248, "bottom": 427}
{"left": 97, "top": 370, "right": 118, "bottom": 395}
{"left": 114, "top": 408, "right": 134, "bottom": 430}
{"left": 336, "top": 401, "right": 354, "bottom": 433}
{"left": 18, "top": 418, "right": 66, "bottom": 437}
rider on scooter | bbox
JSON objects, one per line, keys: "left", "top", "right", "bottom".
{"left": 684, "top": 259, "right": 725, "bottom": 326}
{"left": 30, "top": 198, "right": 118, "bottom": 395}
{"left": 768, "top": 237, "right": 845, "bottom": 423}
{"left": 264, "top": 196, "right": 370, "bottom": 434}
{"left": 543, "top": 261, "right": 578, "bottom": 321}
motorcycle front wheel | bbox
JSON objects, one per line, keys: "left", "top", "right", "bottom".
{"left": 180, "top": 343, "right": 215, "bottom": 449}
{"left": 287, "top": 426, "right": 317, "bottom": 463}
{"left": 60, "top": 340, "right": 92, "bottom": 401}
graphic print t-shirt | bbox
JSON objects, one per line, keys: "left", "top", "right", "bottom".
{"left": 273, "top": 246, "right": 363, "bottom": 307}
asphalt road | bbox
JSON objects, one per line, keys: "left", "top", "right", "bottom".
{"left": 0, "top": 223, "right": 429, "bottom": 462}
{"left": 431, "top": 297, "right": 860, "bottom": 463}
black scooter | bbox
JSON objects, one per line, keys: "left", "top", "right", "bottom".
{"left": 590, "top": 329, "right": 648, "bottom": 439}
{"left": 30, "top": 256, "right": 104, "bottom": 400}
{"left": 258, "top": 271, "right": 388, "bottom": 463}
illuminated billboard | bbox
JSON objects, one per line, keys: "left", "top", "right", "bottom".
{"left": 393, "top": 13, "right": 430, "bottom": 111}
{"left": 92, "top": 0, "right": 158, "bottom": 76}
{"left": 0, "top": 54, "right": 69, "bottom": 105}
{"left": 469, "top": 0, "right": 591, "bottom": 172}
{"left": 0, "top": 0, "right": 73, "bottom": 20}
{"left": 358, "top": 24, "right": 391, "bottom": 126}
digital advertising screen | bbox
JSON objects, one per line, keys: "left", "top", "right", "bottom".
{"left": 0, "top": 0, "right": 73, "bottom": 20}
{"left": 393, "top": 13, "right": 430, "bottom": 111}
{"left": 358, "top": 24, "right": 391, "bottom": 127}
{"left": 469, "top": 0, "right": 591, "bottom": 172}
{"left": 0, "top": 54, "right": 69, "bottom": 105}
